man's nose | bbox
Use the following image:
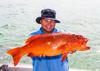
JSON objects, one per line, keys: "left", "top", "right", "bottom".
{"left": 47, "top": 19, "right": 52, "bottom": 23}
{"left": 47, "top": 25, "right": 51, "bottom": 28}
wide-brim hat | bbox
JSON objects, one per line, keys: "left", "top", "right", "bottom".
{"left": 36, "top": 9, "right": 60, "bottom": 24}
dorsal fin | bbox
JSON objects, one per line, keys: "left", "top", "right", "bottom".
{"left": 25, "top": 32, "right": 62, "bottom": 44}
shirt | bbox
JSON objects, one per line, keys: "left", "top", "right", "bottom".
{"left": 29, "top": 27, "right": 69, "bottom": 71}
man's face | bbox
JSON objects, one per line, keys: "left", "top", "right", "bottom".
{"left": 40, "top": 18, "right": 56, "bottom": 32}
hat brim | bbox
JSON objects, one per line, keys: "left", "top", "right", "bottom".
{"left": 36, "top": 17, "right": 60, "bottom": 24}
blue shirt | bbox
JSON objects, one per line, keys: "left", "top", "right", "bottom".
{"left": 29, "top": 27, "right": 69, "bottom": 71}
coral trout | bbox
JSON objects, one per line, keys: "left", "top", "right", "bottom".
{"left": 7, "top": 32, "right": 90, "bottom": 66}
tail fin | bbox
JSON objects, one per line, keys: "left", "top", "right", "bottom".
{"left": 7, "top": 47, "right": 23, "bottom": 66}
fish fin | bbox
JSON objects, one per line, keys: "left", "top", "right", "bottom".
{"left": 58, "top": 44, "right": 67, "bottom": 50}
{"left": 7, "top": 48, "right": 19, "bottom": 55}
{"left": 25, "top": 32, "right": 62, "bottom": 43}
{"left": 27, "top": 53, "right": 34, "bottom": 57}
{"left": 7, "top": 48, "right": 22, "bottom": 66}
{"left": 61, "top": 53, "right": 68, "bottom": 62}
{"left": 25, "top": 34, "right": 42, "bottom": 43}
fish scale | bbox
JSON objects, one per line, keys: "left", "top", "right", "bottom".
{"left": 7, "top": 32, "right": 90, "bottom": 66}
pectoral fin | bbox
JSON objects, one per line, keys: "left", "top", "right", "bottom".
{"left": 61, "top": 52, "right": 68, "bottom": 62}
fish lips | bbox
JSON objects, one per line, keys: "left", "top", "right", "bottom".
{"left": 78, "top": 46, "right": 90, "bottom": 51}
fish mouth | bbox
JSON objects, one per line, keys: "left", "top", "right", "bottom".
{"left": 81, "top": 46, "right": 91, "bottom": 51}
{"left": 77, "top": 46, "right": 91, "bottom": 51}
{"left": 86, "top": 46, "right": 90, "bottom": 50}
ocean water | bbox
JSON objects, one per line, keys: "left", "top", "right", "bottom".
{"left": 0, "top": 0, "right": 100, "bottom": 70}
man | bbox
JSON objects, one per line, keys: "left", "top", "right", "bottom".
{"left": 30, "top": 9, "right": 69, "bottom": 71}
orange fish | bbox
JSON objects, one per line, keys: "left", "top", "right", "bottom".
{"left": 7, "top": 32, "right": 90, "bottom": 66}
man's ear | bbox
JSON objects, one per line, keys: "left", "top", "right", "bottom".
{"left": 40, "top": 20, "right": 42, "bottom": 23}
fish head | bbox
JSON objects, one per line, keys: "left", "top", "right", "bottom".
{"left": 67, "top": 34, "right": 90, "bottom": 51}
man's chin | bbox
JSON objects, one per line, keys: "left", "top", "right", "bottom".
{"left": 42, "top": 28, "right": 54, "bottom": 33}
{"left": 46, "top": 29, "right": 54, "bottom": 32}
{"left": 46, "top": 30, "right": 52, "bottom": 32}
{"left": 43, "top": 30, "right": 53, "bottom": 33}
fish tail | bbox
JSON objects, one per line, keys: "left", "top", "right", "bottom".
{"left": 7, "top": 47, "right": 23, "bottom": 66}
